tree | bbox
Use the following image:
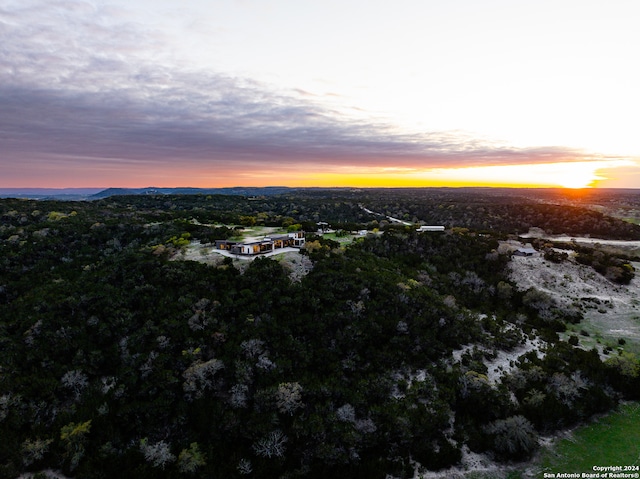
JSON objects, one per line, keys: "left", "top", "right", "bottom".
{"left": 485, "top": 415, "right": 539, "bottom": 460}
{"left": 60, "top": 420, "right": 92, "bottom": 471}
{"left": 139, "top": 438, "right": 176, "bottom": 469}
{"left": 237, "top": 458, "right": 253, "bottom": 475}
{"left": 336, "top": 403, "right": 356, "bottom": 423}
{"left": 276, "top": 382, "right": 304, "bottom": 415}
{"left": 61, "top": 369, "right": 88, "bottom": 400}
{"left": 253, "top": 430, "right": 288, "bottom": 458}
{"left": 239, "top": 216, "right": 256, "bottom": 226}
{"left": 182, "top": 358, "right": 224, "bottom": 400}
{"left": 606, "top": 351, "right": 640, "bottom": 378}
{"left": 523, "top": 288, "right": 554, "bottom": 318}
{"left": 21, "top": 438, "right": 52, "bottom": 466}
{"left": 177, "top": 442, "right": 206, "bottom": 473}
{"left": 605, "top": 351, "right": 640, "bottom": 397}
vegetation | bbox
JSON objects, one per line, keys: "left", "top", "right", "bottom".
{"left": 1, "top": 188, "right": 639, "bottom": 478}
{"left": 537, "top": 402, "right": 640, "bottom": 474}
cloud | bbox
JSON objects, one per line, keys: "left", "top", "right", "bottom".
{"left": 0, "top": 0, "right": 627, "bottom": 186}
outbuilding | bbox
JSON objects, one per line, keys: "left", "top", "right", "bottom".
{"left": 513, "top": 245, "right": 537, "bottom": 257}
{"left": 416, "top": 225, "right": 445, "bottom": 232}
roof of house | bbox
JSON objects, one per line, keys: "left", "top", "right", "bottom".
{"left": 515, "top": 246, "right": 537, "bottom": 255}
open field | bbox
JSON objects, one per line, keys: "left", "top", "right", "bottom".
{"left": 533, "top": 402, "right": 640, "bottom": 476}
{"left": 427, "top": 403, "right": 640, "bottom": 479}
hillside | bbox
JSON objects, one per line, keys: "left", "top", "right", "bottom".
{"left": 1, "top": 190, "right": 639, "bottom": 478}
{"left": 507, "top": 241, "right": 640, "bottom": 354}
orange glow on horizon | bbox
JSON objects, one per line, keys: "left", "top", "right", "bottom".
{"left": 8, "top": 159, "right": 635, "bottom": 190}
{"left": 296, "top": 160, "right": 634, "bottom": 189}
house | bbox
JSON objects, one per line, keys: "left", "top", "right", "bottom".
{"left": 284, "top": 231, "right": 306, "bottom": 247}
{"left": 214, "top": 239, "right": 238, "bottom": 250}
{"left": 214, "top": 232, "right": 305, "bottom": 256}
{"left": 416, "top": 225, "right": 445, "bottom": 232}
{"left": 513, "top": 244, "right": 537, "bottom": 257}
{"left": 317, "top": 222, "right": 329, "bottom": 233}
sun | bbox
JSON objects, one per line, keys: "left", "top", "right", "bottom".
{"left": 549, "top": 162, "right": 610, "bottom": 189}
{"left": 556, "top": 169, "right": 599, "bottom": 189}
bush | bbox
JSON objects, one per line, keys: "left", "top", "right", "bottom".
{"left": 485, "top": 415, "right": 539, "bottom": 461}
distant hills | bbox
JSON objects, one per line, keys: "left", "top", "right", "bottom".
{"left": 89, "top": 186, "right": 297, "bottom": 199}
{"left": 0, "top": 186, "right": 298, "bottom": 200}
{"left": 0, "top": 188, "right": 105, "bottom": 200}
{"left": 4, "top": 186, "right": 640, "bottom": 202}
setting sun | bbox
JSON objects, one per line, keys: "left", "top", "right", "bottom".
{"left": 300, "top": 160, "right": 634, "bottom": 189}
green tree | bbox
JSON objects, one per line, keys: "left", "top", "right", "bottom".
{"left": 60, "top": 420, "right": 92, "bottom": 471}
{"left": 239, "top": 216, "right": 256, "bottom": 226}
{"left": 177, "top": 442, "right": 206, "bottom": 473}
{"left": 21, "top": 438, "right": 52, "bottom": 466}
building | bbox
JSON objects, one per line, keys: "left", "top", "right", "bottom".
{"left": 513, "top": 244, "right": 537, "bottom": 257}
{"left": 215, "top": 232, "right": 305, "bottom": 256}
{"left": 416, "top": 225, "right": 445, "bottom": 232}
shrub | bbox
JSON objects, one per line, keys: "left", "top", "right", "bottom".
{"left": 485, "top": 415, "right": 539, "bottom": 460}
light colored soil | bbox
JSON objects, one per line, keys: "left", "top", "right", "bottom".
{"left": 420, "top": 240, "right": 640, "bottom": 478}
{"left": 484, "top": 336, "right": 546, "bottom": 384}
{"left": 521, "top": 228, "right": 640, "bottom": 256}
{"left": 507, "top": 245, "right": 640, "bottom": 351}
{"left": 176, "top": 241, "right": 313, "bottom": 281}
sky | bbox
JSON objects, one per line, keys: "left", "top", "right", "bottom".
{"left": 1, "top": 0, "right": 640, "bottom": 189}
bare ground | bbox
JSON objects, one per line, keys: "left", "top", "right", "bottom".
{"left": 418, "top": 241, "right": 640, "bottom": 478}
{"left": 176, "top": 241, "right": 313, "bottom": 281}
{"left": 507, "top": 244, "right": 640, "bottom": 351}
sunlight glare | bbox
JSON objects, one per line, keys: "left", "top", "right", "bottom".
{"left": 301, "top": 160, "right": 636, "bottom": 189}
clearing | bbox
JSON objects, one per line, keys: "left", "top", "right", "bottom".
{"left": 507, "top": 241, "right": 640, "bottom": 354}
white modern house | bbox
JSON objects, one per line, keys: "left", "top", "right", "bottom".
{"left": 416, "top": 225, "right": 445, "bottom": 232}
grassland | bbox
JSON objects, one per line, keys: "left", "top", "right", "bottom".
{"left": 534, "top": 402, "right": 640, "bottom": 476}
{"left": 457, "top": 403, "right": 640, "bottom": 479}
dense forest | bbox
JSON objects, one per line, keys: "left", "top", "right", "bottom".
{"left": 1, "top": 189, "right": 639, "bottom": 478}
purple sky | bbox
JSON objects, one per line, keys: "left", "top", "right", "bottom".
{"left": 1, "top": 0, "right": 638, "bottom": 187}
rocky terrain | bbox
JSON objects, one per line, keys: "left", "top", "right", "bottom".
{"left": 507, "top": 242, "right": 640, "bottom": 353}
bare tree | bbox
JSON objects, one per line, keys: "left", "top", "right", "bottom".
{"left": 140, "top": 438, "right": 176, "bottom": 469}
{"left": 237, "top": 458, "right": 253, "bottom": 475}
{"left": 336, "top": 403, "right": 356, "bottom": 423}
{"left": 276, "top": 382, "right": 303, "bottom": 415}
{"left": 182, "top": 358, "right": 224, "bottom": 400}
{"left": 61, "top": 370, "right": 88, "bottom": 400}
{"left": 253, "top": 430, "right": 288, "bottom": 458}
{"left": 240, "top": 339, "right": 265, "bottom": 358}
{"left": 230, "top": 384, "right": 249, "bottom": 409}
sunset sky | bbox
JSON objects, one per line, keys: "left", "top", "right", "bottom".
{"left": 2, "top": 0, "right": 639, "bottom": 188}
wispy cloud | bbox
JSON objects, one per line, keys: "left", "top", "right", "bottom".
{"left": 0, "top": 0, "right": 626, "bottom": 186}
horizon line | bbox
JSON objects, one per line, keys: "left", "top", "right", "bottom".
{"left": 2, "top": 185, "right": 640, "bottom": 192}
